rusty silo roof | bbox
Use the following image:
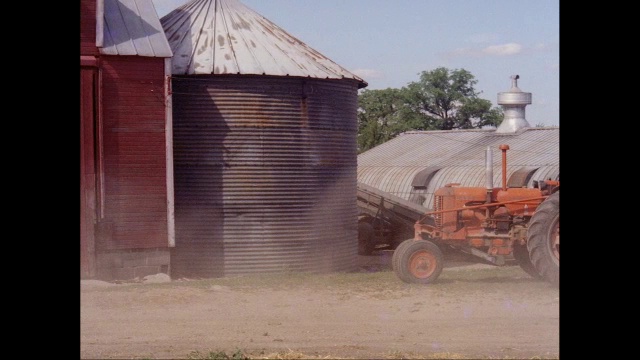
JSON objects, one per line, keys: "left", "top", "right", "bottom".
{"left": 100, "top": 0, "right": 173, "bottom": 57}
{"left": 160, "top": 0, "right": 367, "bottom": 87}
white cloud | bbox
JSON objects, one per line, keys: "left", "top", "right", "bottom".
{"left": 441, "top": 42, "right": 525, "bottom": 60}
{"left": 481, "top": 43, "right": 523, "bottom": 56}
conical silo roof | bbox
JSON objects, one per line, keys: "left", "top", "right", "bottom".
{"left": 161, "top": 0, "right": 367, "bottom": 88}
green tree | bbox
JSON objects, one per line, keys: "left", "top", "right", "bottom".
{"left": 357, "top": 88, "right": 418, "bottom": 153}
{"left": 357, "top": 67, "right": 503, "bottom": 153}
{"left": 403, "top": 67, "right": 502, "bottom": 130}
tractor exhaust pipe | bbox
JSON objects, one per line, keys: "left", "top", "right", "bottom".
{"left": 485, "top": 146, "right": 493, "bottom": 204}
{"left": 499, "top": 144, "right": 510, "bottom": 191}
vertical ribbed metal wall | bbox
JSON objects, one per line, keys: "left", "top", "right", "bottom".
{"left": 170, "top": 75, "right": 360, "bottom": 278}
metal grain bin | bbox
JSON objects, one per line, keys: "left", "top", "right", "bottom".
{"left": 170, "top": 75, "right": 361, "bottom": 277}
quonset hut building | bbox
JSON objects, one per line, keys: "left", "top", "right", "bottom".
{"left": 357, "top": 76, "right": 559, "bottom": 212}
{"left": 161, "top": 0, "right": 368, "bottom": 278}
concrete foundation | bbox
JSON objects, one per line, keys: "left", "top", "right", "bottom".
{"left": 95, "top": 248, "right": 171, "bottom": 281}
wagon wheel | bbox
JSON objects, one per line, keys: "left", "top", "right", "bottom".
{"left": 393, "top": 240, "right": 444, "bottom": 284}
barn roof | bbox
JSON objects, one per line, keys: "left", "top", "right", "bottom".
{"left": 357, "top": 127, "right": 560, "bottom": 210}
{"left": 100, "top": 0, "right": 173, "bottom": 57}
{"left": 160, "top": 0, "right": 367, "bottom": 87}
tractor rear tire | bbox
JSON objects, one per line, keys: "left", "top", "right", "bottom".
{"left": 358, "top": 220, "right": 375, "bottom": 255}
{"left": 393, "top": 239, "right": 444, "bottom": 284}
{"left": 513, "top": 242, "right": 542, "bottom": 279}
{"left": 527, "top": 191, "right": 559, "bottom": 286}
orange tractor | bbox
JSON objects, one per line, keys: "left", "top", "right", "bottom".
{"left": 392, "top": 144, "right": 559, "bottom": 286}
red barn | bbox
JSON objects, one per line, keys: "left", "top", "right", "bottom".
{"left": 80, "top": 0, "right": 175, "bottom": 280}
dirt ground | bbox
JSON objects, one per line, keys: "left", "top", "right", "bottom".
{"left": 80, "top": 251, "right": 559, "bottom": 359}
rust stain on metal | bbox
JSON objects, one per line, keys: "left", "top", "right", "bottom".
{"left": 231, "top": 18, "right": 252, "bottom": 31}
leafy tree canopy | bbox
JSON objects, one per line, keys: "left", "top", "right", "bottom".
{"left": 357, "top": 67, "right": 503, "bottom": 153}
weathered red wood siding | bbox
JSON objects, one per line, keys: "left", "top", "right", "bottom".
{"left": 80, "top": 0, "right": 99, "bottom": 56}
{"left": 100, "top": 55, "right": 168, "bottom": 250}
{"left": 81, "top": 67, "right": 98, "bottom": 278}
{"left": 80, "top": 0, "right": 99, "bottom": 278}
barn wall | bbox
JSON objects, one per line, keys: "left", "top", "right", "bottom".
{"left": 98, "top": 55, "right": 169, "bottom": 252}
{"left": 81, "top": 1, "right": 173, "bottom": 281}
{"left": 81, "top": 66, "right": 98, "bottom": 279}
{"left": 80, "top": 0, "right": 99, "bottom": 56}
{"left": 80, "top": 0, "right": 100, "bottom": 279}
{"left": 93, "top": 55, "right": 172, "bottom": 280}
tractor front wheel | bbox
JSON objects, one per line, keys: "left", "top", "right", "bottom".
{"left": 527, "top": 191, "right": 559, "bottom": 286}
{"left": 393, "top": 239, "right": 444, "bottom": 284}
{"left": 391, "top": 237, "right": 414, "bottom": 272}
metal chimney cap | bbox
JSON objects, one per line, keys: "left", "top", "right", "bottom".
{"left": 496, "top": 75, "right": 531, "bottom": 133}
{"left": 509, "top": 75, "right": 522, "bottom": 92}
{"left": 497, "top": 75, "right": 532, "bottom": 106}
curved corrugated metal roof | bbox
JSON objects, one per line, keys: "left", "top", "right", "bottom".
{"left": 160, "top": 0, "right": 367, "bottom": 87}
{"left": 101, "top": 0, "right": 173, "bottom": 57}
{"left": 357, "top": 127, "right": 559, "bottom": 209}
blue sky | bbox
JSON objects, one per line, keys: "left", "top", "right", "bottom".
{"left": 152, "top": 0, "right": 559, "bottom": 127}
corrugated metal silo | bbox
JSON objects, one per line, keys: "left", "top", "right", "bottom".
{"left": 162, "top": 0, "right": 367, "bottom": 277}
